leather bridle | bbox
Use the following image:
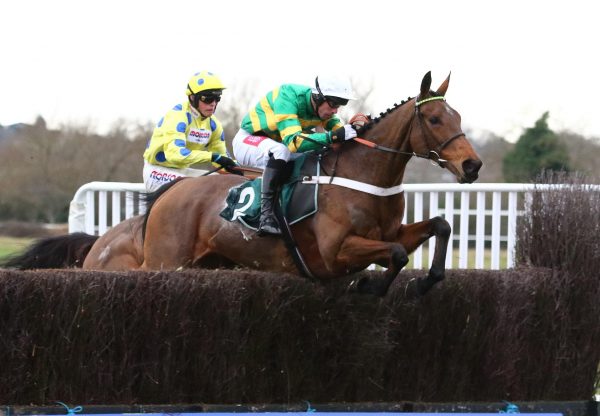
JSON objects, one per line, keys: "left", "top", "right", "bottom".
{"left": 354, "top": 95, "right": 465, "bottom": 168}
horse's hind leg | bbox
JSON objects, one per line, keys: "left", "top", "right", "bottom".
{"left": 398, "top": 216, "right": 451, "bottom": 296}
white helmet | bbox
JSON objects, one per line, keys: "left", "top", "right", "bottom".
{"left": 312, "top": 74, "right": 355, "bottom": 100}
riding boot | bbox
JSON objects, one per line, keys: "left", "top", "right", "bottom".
{"left": 257, "top": 158, "right": 287, "bottom": 236}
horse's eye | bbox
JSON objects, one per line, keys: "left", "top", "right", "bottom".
{"left": 429, "top": 116, "right": 440, "bottom": 124}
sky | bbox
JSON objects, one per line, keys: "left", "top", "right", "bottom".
{"left": 2, "top": 0, "right": 599, "bottom": 142}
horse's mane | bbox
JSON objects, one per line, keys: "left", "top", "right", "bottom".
{"left": 355, "top": 89, "right": 441, "bottom": 136}
{"left": 355, "top": 96, "right": 413, "bottom": 136}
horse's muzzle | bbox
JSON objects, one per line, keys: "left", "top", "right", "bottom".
{"left": 461, "top": 159, "right": 483, "bottom": 183}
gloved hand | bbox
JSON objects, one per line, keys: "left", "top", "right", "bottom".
{"left": 211, "top": 153, "right": 243, "bottom": 175}
{"left": 349, "top": 113, "right": 371, "bottom": 130}
{"left": 331, "top": 125, "right": 357, "bottom": 143}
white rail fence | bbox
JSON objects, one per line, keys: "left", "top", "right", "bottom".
{"left": 67, "top": 182, "right": 591, "bottom": 270}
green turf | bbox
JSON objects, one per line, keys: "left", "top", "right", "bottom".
{"left": 0, "top": 236, "right": 34, "bottom": 261}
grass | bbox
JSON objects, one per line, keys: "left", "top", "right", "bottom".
{"left": 0, "top": 236, "right": 34, "bottom": 262}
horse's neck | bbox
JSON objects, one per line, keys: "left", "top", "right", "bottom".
{"left": 330, "top": 104, "right": 414, "bottom": 188}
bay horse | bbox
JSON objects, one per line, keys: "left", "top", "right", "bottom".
{"left": 140, "top": 72, "right": 482, "bottom": 296}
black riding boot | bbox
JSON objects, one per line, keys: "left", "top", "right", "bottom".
{"left": 257, "top": 158, "right": 287, "bottom": 236}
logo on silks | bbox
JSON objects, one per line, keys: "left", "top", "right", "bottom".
{"left": 242, "top": 135, "right": 267, "bottom": 146}
{"left": 150, "top": 170, "right": 180, "bottom": 183}
{"left": 188, "top": 128, "right": 210, "bottom": 144}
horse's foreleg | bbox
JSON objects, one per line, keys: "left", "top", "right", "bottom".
{"left": 330, "top": 235, "right": 409, "bottom": 296}
{"left": 397, "top": 216, "right": 451, "bottom": 296}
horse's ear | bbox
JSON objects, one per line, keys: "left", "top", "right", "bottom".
{"left": 436, "top": 71, "right": 451, "bottom": 97}
{"left": 420, "top": 71, "right": 432, "bottom": 97}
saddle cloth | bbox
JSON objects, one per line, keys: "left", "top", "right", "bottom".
{"left": 219, "top": 154, "right": 319, "bottom": 230}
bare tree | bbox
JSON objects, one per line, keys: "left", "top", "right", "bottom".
{"left": 0, "top": 117, "right": 152, "bottom": 222}
{"left": 473, "top": 132, "right": 513, "bottom": 182}
{"left": 558, "top": 131, "right": 600, "bottom": 177}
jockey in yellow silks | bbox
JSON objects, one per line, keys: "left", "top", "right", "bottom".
{"left": 143, "top": 70, "right": 239, "bottom": 192}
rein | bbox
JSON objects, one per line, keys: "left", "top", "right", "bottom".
{"left": 353, "top": 133, "right": 465, "bottom": 167}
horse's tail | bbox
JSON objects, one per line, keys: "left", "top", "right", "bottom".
{"left": 2, "top": 232, "right": 99, "bottom": 270}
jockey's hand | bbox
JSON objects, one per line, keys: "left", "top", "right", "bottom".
{"left": 211, "top": 154, "right": 243, "bottom": 175}
{"left": 331, "top": 125, "right": 357, "bottom": 143}
{"left": 349, "top": 113, "right": 371, "bottom": 130}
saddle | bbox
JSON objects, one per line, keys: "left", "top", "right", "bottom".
{"left": 219, "top": 154, "right": 320, "bottom": 230}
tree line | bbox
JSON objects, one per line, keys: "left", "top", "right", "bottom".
{"left": 0, "top": 92, "right": 598, "bottom": 223}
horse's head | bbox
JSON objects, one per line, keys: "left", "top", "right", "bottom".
{"left": 409, "top": 72, "right": 482, "bottom": 183}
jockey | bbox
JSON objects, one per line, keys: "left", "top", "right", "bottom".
{"left": 232, "top": 74, "right": 356, "bottom": 236}
{"left": 143, "top": 70, "right": 240, "bottom": 192}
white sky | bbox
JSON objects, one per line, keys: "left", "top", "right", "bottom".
{"left": 2, "top": 0, "right": 599, "bottom": 142}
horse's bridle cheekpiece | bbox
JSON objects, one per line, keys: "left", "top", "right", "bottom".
{"left": 414, "top": 95, "right": 465, "bottom": 167}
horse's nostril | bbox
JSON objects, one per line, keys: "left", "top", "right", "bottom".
{"left": 463, "top": 159, "right": 483, "bottom": 175}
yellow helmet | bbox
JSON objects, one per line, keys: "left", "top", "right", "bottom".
{"left": 186, "top": 71, "right": 226, "bottom": 96}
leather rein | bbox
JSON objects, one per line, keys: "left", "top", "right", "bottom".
{"left": 354, "top": 95, "right": 465, "bottom": 168}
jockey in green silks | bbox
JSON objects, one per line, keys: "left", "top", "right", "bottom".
{"left": 232, "top": 75, "right": 356, "bottom": 236}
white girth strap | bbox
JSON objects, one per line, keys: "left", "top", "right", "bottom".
{"left": 301, "top": 176, "right": 404, "bottom": 196}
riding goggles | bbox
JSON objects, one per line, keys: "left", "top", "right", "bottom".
{"left": 325, "top": 96, "right": 349, "bottom": 109}
{"left": 198, "top": 93, "right": 222, "bottom": 104}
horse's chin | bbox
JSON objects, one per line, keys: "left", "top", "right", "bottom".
{"left": 447, "top": 164, "right": 478, "bottom": 184}
{"left": 457, "top": 173, "right": 479, "bottom": 184}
